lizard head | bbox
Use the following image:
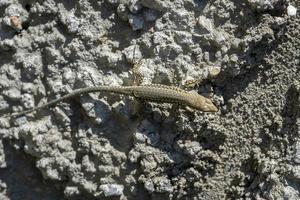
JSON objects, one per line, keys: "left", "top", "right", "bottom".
{"left": 188, "top": 94, "right": 219, "bottom": 112}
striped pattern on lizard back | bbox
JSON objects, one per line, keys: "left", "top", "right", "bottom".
{"left": 107, "top": 84, "right": 191, "bottom": 104}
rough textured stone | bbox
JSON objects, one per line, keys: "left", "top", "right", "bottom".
{"left": 0, "top": 0, "right": 299, "bottom": 199}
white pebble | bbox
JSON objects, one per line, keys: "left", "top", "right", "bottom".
{"left": 207, "top": 66, "right": 221, "bottom": 78}
{"left": 287, "top": 5, "right": 297, "bottom": 16}
{"left": 99, "top": 184, "right": 124, "bottom": 197}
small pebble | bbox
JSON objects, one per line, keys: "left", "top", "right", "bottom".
{"left": 99, "top": 184, "right": 124, "bottom": 197}
{"left": 10, "top": 15, "right": 22, "bottom": 30}
{"left": 60, "top": 12, "right": 79, "bottom": 33}
{"left": 287, "top": 5, "right": 297, "bottom": 16}
{"left": 208, "top": 66, "right": 221, "bottom": 78}
{"left": 21, "top": 93, "right": 35, "bottom": 109}
{"left": 123, "top": 44, "right": 142, "bottom": 64}
{"left": 198, "top": 16, "right": 213, "bottom": 33}
{"left": 3, "top": 88, "right": 21, "bottom": 100}
{"left": 13, "top": 116, "right": 27, "bottom": 126}
{"left": 128, "top": 14, "right": 144, "bottom": 31}
{"left": 144, "top": 181, "right": 155, "bottom": 193}
{"left": 64, "top": 186, "right": 80, "bottom": 197}
{"left": 128, "top": 0, "right": 142, "bottom": 13}
{"left": 3, "top": 3, "right": 28, "bottom": 31}
{"left": 117, "top": 4, "right": 128, "bottom": 21}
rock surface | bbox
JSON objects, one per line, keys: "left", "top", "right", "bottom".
{"left": 0, "top": 0, "right": 299, "bottom": 199}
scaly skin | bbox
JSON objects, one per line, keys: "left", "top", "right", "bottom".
{"left": 6, "top": 84, "right": 218, "bottom": 117}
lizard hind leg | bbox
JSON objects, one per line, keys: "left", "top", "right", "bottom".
{"left": 132, "top": 60, "right": 144, "bottom": 86}
{"left": 182, "top": 66, "right": 221, "bottom": 89}
{"left": 182, "top": 78, "right": 205, "bottom": 90}
{"left": 131, "top": 45, "right": 144, "bottom": 86}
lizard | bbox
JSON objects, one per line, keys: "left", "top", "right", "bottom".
{"left": 5, "top": 84, "right": 218, "bottom": 118}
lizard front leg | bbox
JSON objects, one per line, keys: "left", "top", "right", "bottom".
{"left": 182, "top": 66, "right": 221, "bottom": 89}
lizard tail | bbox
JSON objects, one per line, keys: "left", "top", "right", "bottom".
{"left": 3, "top": 86, "right": 132, "bottom": 118}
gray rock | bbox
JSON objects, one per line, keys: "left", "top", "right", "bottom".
{"left": 0, "top": 140, "right": 7, "bottom": 168}
{"left": 3, "top": 3, "right": 28, "bottom": 31}
{"left": 283, "top": 186, "right": 300, "bottom": 200}
{"left": 134, "top": 120, "right": 160, "bottom": 146}
{"left": 3, "top": 88, "right": 21, "bottom": 100}
{"left": 294, "top": 142, "right": 300, "bottom": 164}
{"left": 0, "top": 0, "right": 298, "bottom": 199}
{"left": 99, "top": 184, "right": 124, "bottom": 197}
{"left": 64, "top": 186, "right": 80, "bottom": 197}
{"left": 16, "top": 53, "right": 43, "bottom": 80}
{"left": 0, "top": 0, "right": 13, "bottom": 7}
{"left": 59, "top": 11, "right": 80, "bottom": 34}
{"left": 0, "top": 98, "right": 9, "bottom": 112}
{"left": 81, "top": 155, "right": 96, "bottom": 173}
{"left": 128, "top": 14, "right": 144, "bottom": 31}
{"left": 128, "top": 0, "right": 142, "bottom": 14}
{"left": 197, "top": 16, "right": 214, "bottom": 33}
{"left": 153, "top": 177, "right": 173, "bottom": 193}
{"left": 81, "top": 97, "right": 112, "bottom": 125}
{"left": 123, "top": 44, "right": 142, "bottom": 64}
{"left": 287, "top": 5, "right": 297, "bottom": 16}
{"left": 117, "top": 4, "right": 129, "bottom": 21}
{"left": 144, "top": 180, "right": 154, "bottom": 193}
{"left": 247, "top": 0, "right": 277, "bottom": 11}
{"left": 144, "top": 9, "right": 157, "bottom": 22}
{"left": 21, "top": 93, "right": 35, "bottom": 109}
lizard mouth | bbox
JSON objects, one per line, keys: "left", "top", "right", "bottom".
{"left": 205, "top": 99, "right": 219, "bottom": 112}
{"left": 211, "top": 102, "right": 219, "bottom": 112}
